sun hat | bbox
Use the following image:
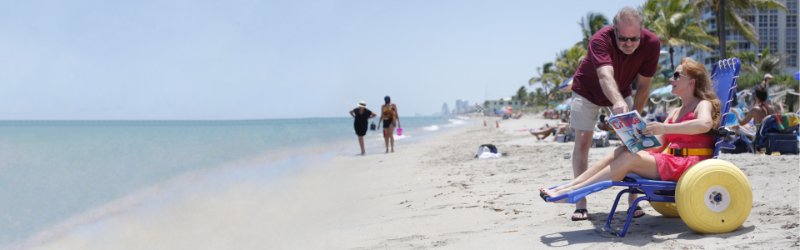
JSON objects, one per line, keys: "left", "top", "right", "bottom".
{"left": 358, "top": 101, "right": 366, "bottom": 107}
{"left": 764, "top": 73, "right": 773, "bottom": 79}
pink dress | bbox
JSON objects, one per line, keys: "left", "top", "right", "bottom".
{"left": 648, "top": 112, "right": 715, "bottom": 181}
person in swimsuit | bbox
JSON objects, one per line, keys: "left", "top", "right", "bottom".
{"left": 530, "top": 118, "right": 570, "bottom": 141}
{"left": 540, "top": 58, "right": 721, "bottom": 212}
{"left": 738, "top": 84, "right": 780, "bottom": 128}
{"left": 378, "top": 96, "right": 400, "bottom": 153}
{"left": 350, "top": 101, "right": 376, "bottom": 155}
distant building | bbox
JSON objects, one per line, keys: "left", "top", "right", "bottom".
{"left": 483, "top": 98, "right": 523, "bottom": 116}
{"left": 454, "top": 99, "right": 471, "bottom": 114}
{"left": 696, "top": 0, "right": 798, "bottom": 74}
{"left": 440, "top": 102, "right": 450, "bottom": 116}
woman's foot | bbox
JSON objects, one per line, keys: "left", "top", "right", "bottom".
{"left": 539, "top": 188, "right": 569, "bottom": 203}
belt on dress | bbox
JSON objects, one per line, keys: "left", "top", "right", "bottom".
{"left": 667, "top": 148, "right": 714, "bottom": 156}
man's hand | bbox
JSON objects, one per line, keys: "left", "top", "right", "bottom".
{"left": 612, "top": 102, "right": 629, "bottom": 115}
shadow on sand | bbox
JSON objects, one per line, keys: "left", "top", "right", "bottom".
{"left": 539, "top": 211, "right": 756, "bottom": 247}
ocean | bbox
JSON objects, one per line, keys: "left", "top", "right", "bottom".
{"left": 0, "top": 116, "right": 468, "bottom": 247}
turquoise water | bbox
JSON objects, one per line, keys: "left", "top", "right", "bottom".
{"left": 0, "top": 116, "right": 463, "bottom": 246}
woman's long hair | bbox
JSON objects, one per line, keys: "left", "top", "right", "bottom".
{"left": 680, "top": 57, "right": 721, "bottom": 129}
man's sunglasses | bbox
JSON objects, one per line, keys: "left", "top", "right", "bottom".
{"left": 617, "top": 36, "right": 640, "bottom": 42}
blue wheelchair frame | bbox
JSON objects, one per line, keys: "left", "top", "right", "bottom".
{"left": 545, "top": 58, "right": 741, "bottom": 237}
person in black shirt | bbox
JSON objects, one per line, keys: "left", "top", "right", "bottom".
{"left": 350, "top": 101, "right": 376, "bottom": 155}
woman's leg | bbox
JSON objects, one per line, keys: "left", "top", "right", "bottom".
{"left": 358, "top": 136, "right": 365, "bottom": 155}
{"left": 543, "top": 150, "right": 658, "bottom": 200}
{"left": 545, "top": 146, "right": 624, "bottom": 194}
{"left": 530, "top": 127, "right": 555, "bottom": 140}
{"left": 388, "top": 125, "right": 395, "bottom": 152}
{"left": 383, "top": 128, "right": 390, "bottom": 153}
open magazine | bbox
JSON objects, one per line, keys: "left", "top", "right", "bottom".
{"left": 607, "top": 111, "right": 662, "bottom": 153}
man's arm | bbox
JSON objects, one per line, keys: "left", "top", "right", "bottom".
{"left": 633, "top": 74, "right": 653, "bottom": 113}
{"left": 597, "top": 65, "right": 628, "bottom": 114}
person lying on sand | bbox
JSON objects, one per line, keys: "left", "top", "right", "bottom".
{"left": 530, "top": 119, "right": 569, "bottom": 141}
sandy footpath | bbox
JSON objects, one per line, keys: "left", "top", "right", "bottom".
{"left": 21, "top": 116, "right": 800, "bottom": 249}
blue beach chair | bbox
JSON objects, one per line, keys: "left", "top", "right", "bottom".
{"left": 754, "top": 113, "right": 800, "bottom": 154}
{"left": 544, "top": 58, "right": 753, "bottom": 237}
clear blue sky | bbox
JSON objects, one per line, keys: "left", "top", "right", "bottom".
{"left": 1, "top": 0, "right": 645, "bottom": 119}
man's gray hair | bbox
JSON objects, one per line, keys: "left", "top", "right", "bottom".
{"left": 613, "top": 6, "right": 643, "bottom": 27}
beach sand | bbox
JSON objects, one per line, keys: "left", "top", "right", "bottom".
{"left": 21, "top": 116, "right": 800, "bottom": 249}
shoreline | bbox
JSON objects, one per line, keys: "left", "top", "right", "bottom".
{"left": 20, "top": 115, "right": 800, "bottom": 249}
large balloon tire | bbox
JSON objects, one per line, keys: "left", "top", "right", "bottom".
{"left": 676, "top": 159, "right": 752, "bottom": 234}
{"left": 650, "top": 202, "right": 680, "bottom": 218}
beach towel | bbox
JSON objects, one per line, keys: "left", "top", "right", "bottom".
{"left": 475, "top": 144, "right": 501, "bottom": 159}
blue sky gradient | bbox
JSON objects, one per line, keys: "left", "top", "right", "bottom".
{"left": 1, "top": 0, "right": 644, "bottom": 119}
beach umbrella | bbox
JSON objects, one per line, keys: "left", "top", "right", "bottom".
{"left": 555, "top": 98, "right": 573, "bottom": 111}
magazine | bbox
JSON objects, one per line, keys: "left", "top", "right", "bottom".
{"left": 607, "top": 111, "right": 662, "bottom": 153}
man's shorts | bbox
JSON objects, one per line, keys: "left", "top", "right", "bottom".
{"left": 569, "top": 93, "right": 633, "bottom": 131}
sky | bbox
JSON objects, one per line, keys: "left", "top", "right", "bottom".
{"left": 0, "top": 0, "right": 646, "bottom": 120}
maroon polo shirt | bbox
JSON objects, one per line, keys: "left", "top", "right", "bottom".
{"left": 570, "top": 26, "right": 661, "bottom": 106}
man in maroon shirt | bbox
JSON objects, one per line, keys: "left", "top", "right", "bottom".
{"left": 567, "top": 7, "right": 660, "bottom": 221}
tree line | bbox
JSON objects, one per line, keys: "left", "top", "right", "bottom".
{"left": 515, "top": 0, "right": 791, "bottom": 110}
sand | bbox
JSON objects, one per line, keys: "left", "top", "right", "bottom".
{"left": 17, "top": 116, "right": 800, "bottom": 249}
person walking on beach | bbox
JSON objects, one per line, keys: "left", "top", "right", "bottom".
{"left": 379, "top": 96, "right": 400, "bottom": 153}
{"left": 542, "top": 57, "right": 720, "bottom": 206}
{"left": 350, "top": 101, "right": 376, "bottom": 155}
{"left": 565, "top": 6, "right": 660, "bottom": 221}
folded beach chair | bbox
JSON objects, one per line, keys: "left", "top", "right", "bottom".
{"left": 544, "top": 58, "right": 752, "bottom": 237}
{"left": 754, "top": 113, "right": 800, "bottom": 154}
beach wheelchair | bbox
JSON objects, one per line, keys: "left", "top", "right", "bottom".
{"left": 545, "top": 58, "right": 752, "bottom": 237}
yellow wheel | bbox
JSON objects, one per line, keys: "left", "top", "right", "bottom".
{"left": 676, "top": 159, "right": 752, "bottom": 234}
{"left": 650, "top": 202, "right": 679, "bottom": 218}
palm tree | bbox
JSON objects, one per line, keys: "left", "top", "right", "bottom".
{"left": 554, "top": 44, "right": 587, "bottom": 80}
{"left": 755, "top": 48, "right": 782, "bottom": 74}
{"left": 515, "top": 86, "right": 528, "bottom": 103}
{"left": 691, "top": 0, "right": 787, "bottom": 59}
{"left": 579, "top": 13, "right": 610, "bottom": 49}
{"left": 734, "top": 49, "right": 758, "bottom": 72}
{"left": 529, "top": 62, "right": 561, "bottom": 109}
{"left": 644, "top": 0, "right": 718, "bottom": 71}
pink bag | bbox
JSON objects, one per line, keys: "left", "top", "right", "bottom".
{"left": 396, "top": 127, "right": 403, "bottom": 136}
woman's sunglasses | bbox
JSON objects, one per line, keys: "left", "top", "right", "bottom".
{"left": 672, "top": 71, "right": 687, "bottom": 80}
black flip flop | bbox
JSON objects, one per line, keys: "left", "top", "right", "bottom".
{"left": 571, "top": 208, "right": 589, "bottom": 221}
{"left": 629, "top": 205, "right": 645, "bottom": 218}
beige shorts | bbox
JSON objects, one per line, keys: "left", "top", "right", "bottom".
{"left": 569, "top": 93, "right": 633, "bottom": 131}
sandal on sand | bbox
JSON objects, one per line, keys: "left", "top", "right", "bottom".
{"left": 571, "top": 209, "right": 589, "bottom": 221}
{"left": 628, "top": 205, "right": 645, "bottom": 218}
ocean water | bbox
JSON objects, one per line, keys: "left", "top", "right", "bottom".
{"left": 0, "top": 116, "right": 467, "bottom": 247}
